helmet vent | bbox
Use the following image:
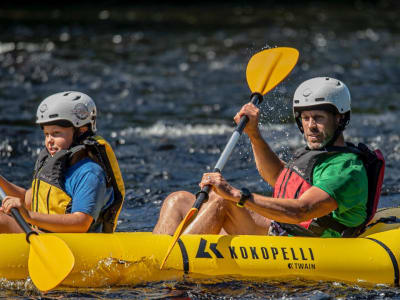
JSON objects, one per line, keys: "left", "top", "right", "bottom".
{"left": 337, "top": 81, "right": 341, "bottom": 86}
{"left": 72, "top": 96, "right": 81, "bottom": 101}
{"left": 49, "top": 114, "right": 58, "bottom": 118}
{"left": 315, "top": 97, "right": 325, "bottom": 102}
{"left": 63, "top": 92, "right": 71, "bottom": 96}
{"left": 294, "top": 100, "right": 300, "bottom": 104}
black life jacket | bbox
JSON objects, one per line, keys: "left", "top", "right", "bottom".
{"left": 273, "top": 143, "right": 385, "bottom": 237}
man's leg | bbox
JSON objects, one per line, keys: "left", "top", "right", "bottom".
{"left": 0, "top": 213, "right": 24, "bottom": 233}
{"left": 153, "top": 190, "right": 271, "bottom": 235}
{"left": 180, "top": 192, "right": 271, "bottom": 235}
{"left": 222, "top": 201, "right": 271, "bottom": 235}
{"left": 153, "top": 190, "right": 229, "bottom": 235}
{"left": 182, "top": 193, "right": 227, "bottom": 234}
{"left": 153, "top": 191, "right": 196, "bottom": 234}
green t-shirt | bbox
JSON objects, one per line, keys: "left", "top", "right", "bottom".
{"left": 312, "top": 152, "right": 368, "bottom": 238}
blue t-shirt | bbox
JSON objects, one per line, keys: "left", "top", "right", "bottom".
{"left": 64, "top": 158, "right": 114, "bottom": 232}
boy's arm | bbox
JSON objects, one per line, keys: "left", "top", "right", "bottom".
{"left": 0, "top": 176, "right": 27, "bottom": 200}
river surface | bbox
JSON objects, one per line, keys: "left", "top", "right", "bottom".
{"left": 0, "top": 2, "right": 400, "bottom": 299}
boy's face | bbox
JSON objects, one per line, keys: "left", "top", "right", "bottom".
{"left": 42, "top": 125, "right": 74, "bottom": 156}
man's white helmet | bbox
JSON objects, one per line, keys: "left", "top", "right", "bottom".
{"left": 36, "top": 91, "right": 97, "bottom": 132}
{"left": 293, "top": 77, "right": 351, "bottom": 115}
{"left": 293, "top": 77, "right": 351, "bottom": 132}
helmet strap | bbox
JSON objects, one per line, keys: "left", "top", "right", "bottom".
{"left": 323, "top": 113, "right": 349, "bottom": 148}
{"left": 322, "top": 127, "right": 343, "bottom": 148}
{"left": 71, "top": 128, "right": 93, "bottom": 148}
{"left": 295, "top": 116, "right": 304, "bottom": 133}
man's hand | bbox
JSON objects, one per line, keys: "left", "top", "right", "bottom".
{"left": 199, "top": 172, "right": 241, "bottom": 202}
{"left": 234, "top": 102, "right": 260, "bottom": 137}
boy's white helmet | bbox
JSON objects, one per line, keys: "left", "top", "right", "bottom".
{"left": 36, "top": 91, "right": 97, "bottom": 132}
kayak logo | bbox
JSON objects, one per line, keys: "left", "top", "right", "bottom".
{"left": 195, "top": 238, "right": 315, "bottom": 264}
{"left": 196, "top": 238, "right": 224, "bottom": 258}
{"left": 288, "top": 262, "right": 316, "bottom": 270}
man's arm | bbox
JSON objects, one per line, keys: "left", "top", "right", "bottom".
{"left": 248, "top": 130, "right": 285, "bottom": 187}
{"left": 234, "top": 103, "right": 284, "bottom": 186}
{"left": 245, "top": 186, "right": 338, "bottom": 224}
{"left": 201, "top": 172, "right": 337, "bottom": 224}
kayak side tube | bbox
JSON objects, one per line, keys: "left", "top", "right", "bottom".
{"left": 176, "top": 229, "right": 400, "bottom": 286}
{"left": 0, "top": 229, "right": 399, "bottom": 288}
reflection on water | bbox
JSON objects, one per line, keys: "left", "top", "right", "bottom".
{"left": 0, "top": 2, "right": 400, "bottom": 298}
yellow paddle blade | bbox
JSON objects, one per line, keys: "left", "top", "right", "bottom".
{"left": 160, "top": 208, "right": 198, "bottom": 270}
{"left": 28, "top": 234, "right": 75, "bottom": 291}
{"left": 246, "top": 47, "right": 299, "bottom": 95}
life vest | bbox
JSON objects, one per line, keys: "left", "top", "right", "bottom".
{"left": 273, "top": 143, "right": 385, "bottom": 237}
{"left": 31, "top": 135, "right": 125, "bottom": 233}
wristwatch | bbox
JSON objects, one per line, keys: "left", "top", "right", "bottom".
{"left": 237, "top": 188, "right": 251, "bottom": 208}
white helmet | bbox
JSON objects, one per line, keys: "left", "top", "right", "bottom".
{"left": 36, "top": 91, "right": 97, "bottom": 132}
{"left": 293, "top": 77, "right": 351, "bottom": 132}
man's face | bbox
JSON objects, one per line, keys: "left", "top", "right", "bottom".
{"left": 300, "top": 110, "right": 340, "bottom": 149}
{"left": 42, "top": 125, "right": 74, "bottom": 156}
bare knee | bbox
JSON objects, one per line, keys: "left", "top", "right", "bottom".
{"left": 0, "top": 213, "right": 22, "bottom": 233}
{"left": 206, "top": 193, "right": 229, "bottom": 218}
{"left": 183, "top": 194, "right": 229, "bottom": 234}
{"left": 0, "top": 213, "right": 10, "bottom": 226}
{"left": 164, "top": 190, "right": 194, "bottom": 207}
{"left": 153, "top": 191, "right": 196, "bottom": 234}
{"left": 160, "top": 191, "right": 195, "bottom": 218}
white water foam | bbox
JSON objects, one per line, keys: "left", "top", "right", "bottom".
{"left": 116, "top": 121, "right": 299, "bottom": 139}
{"left": 117, "top": 121, "right": 235, "bottom": 138}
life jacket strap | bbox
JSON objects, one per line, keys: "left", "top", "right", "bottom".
{"left": 309, "top": 215, "right": 364, "bottom": 237}
{"left": 274, "top": 222, "right": 319, "bottom": 237}
{"left": 277, "top": 217, "right": 363, "bottom": 238}
{"left": 83, "top": 137, "right": 124, "bottom": 233}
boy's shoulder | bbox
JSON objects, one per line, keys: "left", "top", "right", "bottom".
{"left": 68, "top": 158, "right": 105, "bottom": 178}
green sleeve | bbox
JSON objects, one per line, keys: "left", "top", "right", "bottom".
{"left": 312, "top": 152, "right": 368, "bottom": 229}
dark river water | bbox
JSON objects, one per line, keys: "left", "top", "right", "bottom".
{"left": 1, "top": 2, "right": 400, "bottom": 299}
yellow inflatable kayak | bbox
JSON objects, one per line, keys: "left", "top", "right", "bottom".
{"left": 1, "top": 207, "right": 399, "bottom": 289}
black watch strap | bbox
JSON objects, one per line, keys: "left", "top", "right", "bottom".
{"left": 237, "top": 188, "right": 251, "bottom": 208}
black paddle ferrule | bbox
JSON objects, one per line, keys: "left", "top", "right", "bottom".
{"left": 194, "top": 185, "right": 211, "bottom": 209}
{"left": 250, "top": 92, "right": 264, "bottom": 105}
{"left": 11, "top": 208, "right": 37, "bottom": 243}
{"left": 26, "top": 231, "right": 39, "bottom": 244}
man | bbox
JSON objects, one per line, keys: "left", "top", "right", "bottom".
{"left": 0, "top": 91, "right": 125, "bottom": 233}
{"left": 153, "top": 77, "right": 369, "bottom": 237}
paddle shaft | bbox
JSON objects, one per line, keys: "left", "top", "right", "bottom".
{"left": 0, "top": 187, "right": 37, "bottom": 242}
{"left": 193, "top": 92, "right": 263, "bottom": 210}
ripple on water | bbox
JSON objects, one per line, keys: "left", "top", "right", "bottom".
{"left": 1, "top": 277, "right": 399, "bottom": 299}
